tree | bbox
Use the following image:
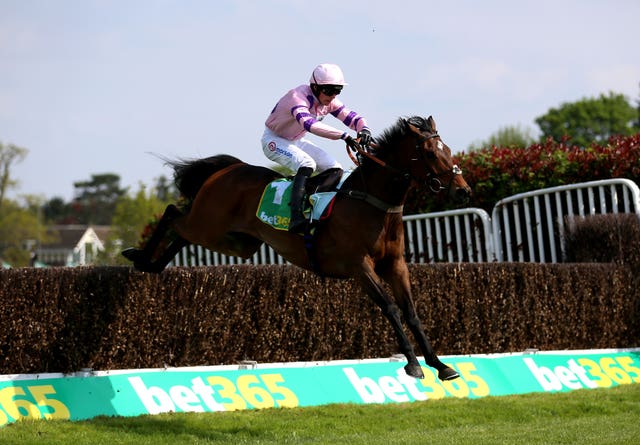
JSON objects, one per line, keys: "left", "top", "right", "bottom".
{"left": 0, "top": 141, "right": 28, "bottom": 210}
{"left": 72, "top": 173, "right": 128, "bottom": 225}
{"left": 154, "top": 175, "right": 179, "bottom": 202}
{"left": 96, "top": 184, "right": 172, "bottom": 265}
{"left": 535, "top": 92, "right": 639, "bottom": 147}
{"left": 42, "top": 196, "right": 76, "bottom": 224}
{"left": 467, "top": 124, "right": 536, "bottom": 151}
{"left": 636, "top": 82, "right": 640, "bottom": 129}
{"left": 0, "top": 197, "right": 53, "bottom": 266}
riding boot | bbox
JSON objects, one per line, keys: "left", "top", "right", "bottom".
{"left": 288, "top": 167, "right": 313, "bottom": 233}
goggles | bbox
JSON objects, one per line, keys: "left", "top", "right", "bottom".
{"left": 318, "top": 85, "right": 343, "bottom": 96}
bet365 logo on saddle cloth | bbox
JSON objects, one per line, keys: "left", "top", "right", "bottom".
{"left": 256, "top": 179, "right": 293, "bottom": 230}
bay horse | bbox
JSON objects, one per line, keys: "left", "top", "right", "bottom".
{"left": 123, "top": 115, "right": 471, "bottom": 381}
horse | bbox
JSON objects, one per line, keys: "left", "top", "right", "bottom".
{"left": 122, "top": 115, "right": 471, "bottom": 381}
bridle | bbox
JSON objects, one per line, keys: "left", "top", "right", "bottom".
{"left": 409, "top": 129, "right": 464, "bottom": 193}
{"left": 346, "top": 123, "right": 463, "bottom": 194}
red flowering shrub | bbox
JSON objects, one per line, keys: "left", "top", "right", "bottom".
{"left": 406, "top": 133, "right": 640, "bottom": 214}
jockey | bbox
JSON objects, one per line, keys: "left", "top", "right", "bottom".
{"left": 262, "top": 63, "right": 372, "bottom": 233}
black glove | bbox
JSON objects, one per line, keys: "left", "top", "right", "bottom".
{"left": 357, "top": 128, "right": 372, "bottom": 147}
{"left": 344, "top": 135, "right": 359, "bottom": 150}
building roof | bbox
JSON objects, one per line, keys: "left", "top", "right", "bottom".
{"left": 43, "top": 225, "right": 110, "bottom": 249}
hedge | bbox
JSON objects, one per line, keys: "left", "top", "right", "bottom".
{"left": 1, "top": 262, "right": 638, "bottom": 375}
{"left": 406, "top": 133, "right": 640, "bottom": 214}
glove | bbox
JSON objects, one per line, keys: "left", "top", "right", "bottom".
{"left": 357, "top": 128, "right": 372, "bottom": 147}
{"left": 344, "top": 135, "right": 358, "bottom": 150}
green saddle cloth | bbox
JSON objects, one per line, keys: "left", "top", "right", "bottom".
{"left": 256, "top": 174, "right": 349, "bottom": 231}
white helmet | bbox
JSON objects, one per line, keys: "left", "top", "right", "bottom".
{"left": 309, "top": 63, "right": 348, "bottom": 86}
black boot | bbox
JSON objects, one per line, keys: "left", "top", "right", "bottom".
{"left": 288, "top": 167, "right": 313, "bottom": 233}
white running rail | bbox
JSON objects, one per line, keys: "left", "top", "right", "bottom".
{"left": 491, "top": 178, "right": 640, "bottom": 262}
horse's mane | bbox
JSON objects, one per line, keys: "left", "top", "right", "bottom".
{"left": 374, "top": 116, "right": 434, "bottom": 155}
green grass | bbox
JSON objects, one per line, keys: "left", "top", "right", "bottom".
{"left": 2, "top": 385, "right": 639, "bottom": 445}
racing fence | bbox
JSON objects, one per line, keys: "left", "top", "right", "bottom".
{"left": 492, "top": 178, "right": 640, "bottom": 262}
{"left": 170, "top": 178, "right": 640, "bottom": 265}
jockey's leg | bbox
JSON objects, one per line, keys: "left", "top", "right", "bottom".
{"left": 288, "top": 166, "right": 313, "bottom": 233}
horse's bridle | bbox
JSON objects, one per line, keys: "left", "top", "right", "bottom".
{"left": 347, "top": 126, "right": 463, "bottom": 195}
{"left": 410, "top": 130, "right": 464, "bottom": 193}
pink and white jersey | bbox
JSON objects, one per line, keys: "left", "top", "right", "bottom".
{"left": 265, "top": 84, "right": 369, "bottom": 141}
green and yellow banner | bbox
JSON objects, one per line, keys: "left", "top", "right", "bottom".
{"left": 2, "top": 349, "right": 639, "bottom": 426}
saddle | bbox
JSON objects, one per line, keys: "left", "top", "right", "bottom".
{"left": 304, "top": 167, "right": 344, "bottom": 194}
{"left": 256, "top": 168, "right": 350, "bottom": 230}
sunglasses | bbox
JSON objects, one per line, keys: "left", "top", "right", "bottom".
{"left": 319, "top": 85, "right": 343, "bottom": 96}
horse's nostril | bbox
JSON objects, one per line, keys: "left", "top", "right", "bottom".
{"left": 455, "top": 188, "right": 470, "bottom": 204}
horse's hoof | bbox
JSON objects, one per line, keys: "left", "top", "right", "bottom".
{"left": 122, "top": 248, "right": 165, "bottom": 273}
{"left": 122, "top": 248, "right": 144, "bottom": 262}
{"left": 438, "top": 367, "right": 460, "bottom": 381}
{"left": 404, "top": 363, "right": 425, "bottom": 379}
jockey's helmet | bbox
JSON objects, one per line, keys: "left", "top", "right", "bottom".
{"left": 310, "top": 64, "right": 348, "bottom": 86}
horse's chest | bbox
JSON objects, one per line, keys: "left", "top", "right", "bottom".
{"left": 371, "top": 224, "right": 404, "bottom": 257}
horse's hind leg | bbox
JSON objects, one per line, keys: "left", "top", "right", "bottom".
{"left": 152, "top": 237, "right": 190, "bottom": 270}
{"left": 122, "top": 204, "right": 187, "bottom": 272}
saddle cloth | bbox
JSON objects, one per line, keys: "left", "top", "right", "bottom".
{"left": 256, "top": 172, "right": 351, "bottom": 231}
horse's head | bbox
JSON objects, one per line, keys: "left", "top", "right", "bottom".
{"left": 401, "top": 116, "right": 471, "bottom": 205}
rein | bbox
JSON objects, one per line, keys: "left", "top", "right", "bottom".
{"left": 343, "top": 140, "right": 406, "bottom": 213}
{"left": 347, "top": 140, "right": 388, "bottom": 169}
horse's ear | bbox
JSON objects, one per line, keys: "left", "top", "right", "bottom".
{"left": 405, "top": 116, "right": 425, "bottom": 134}
{"left": 405, "top": 118, "right": 423, "bottom": 136}
{"left": 426, "top": 115, "right": 436, "bottom": 132}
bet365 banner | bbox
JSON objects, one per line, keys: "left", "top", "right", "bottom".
{"left": 1, "top": 348, "right": 639, "bottom": 426}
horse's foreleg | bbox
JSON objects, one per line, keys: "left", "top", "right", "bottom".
{"left": 385, "top": 261, "right": 459, "bottom": 381}
{"left": 400, "top": 297, "right": 459, "bottom": 381}
{"left": 358, "top": 261, "right": 424, "bottom": 379}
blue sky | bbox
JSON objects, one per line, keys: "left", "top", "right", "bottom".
{"left": 1, "top": 0, "right": 639, "bottom": 201}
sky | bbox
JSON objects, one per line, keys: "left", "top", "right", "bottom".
{"left": 1, "top": 0, "right": 639, "bottom": 202}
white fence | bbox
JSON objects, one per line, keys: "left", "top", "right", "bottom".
{"left": 491, "top": 178, "right": 640, "bottom": 262}
{"left": 172, "top": 240, "right": 288, "bottom": 267}
{"left": 170, "top": 208, "right": 494, "bottom": 266}
{"left": 170, "top": 179, "right": 640, "bottom": 266}
{"left": 403, "top": 208, "right": 494, "bottom": 263}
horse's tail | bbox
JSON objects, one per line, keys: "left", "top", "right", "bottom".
{"left": 169, "top": 154, "right": 245, "bottom": 200}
